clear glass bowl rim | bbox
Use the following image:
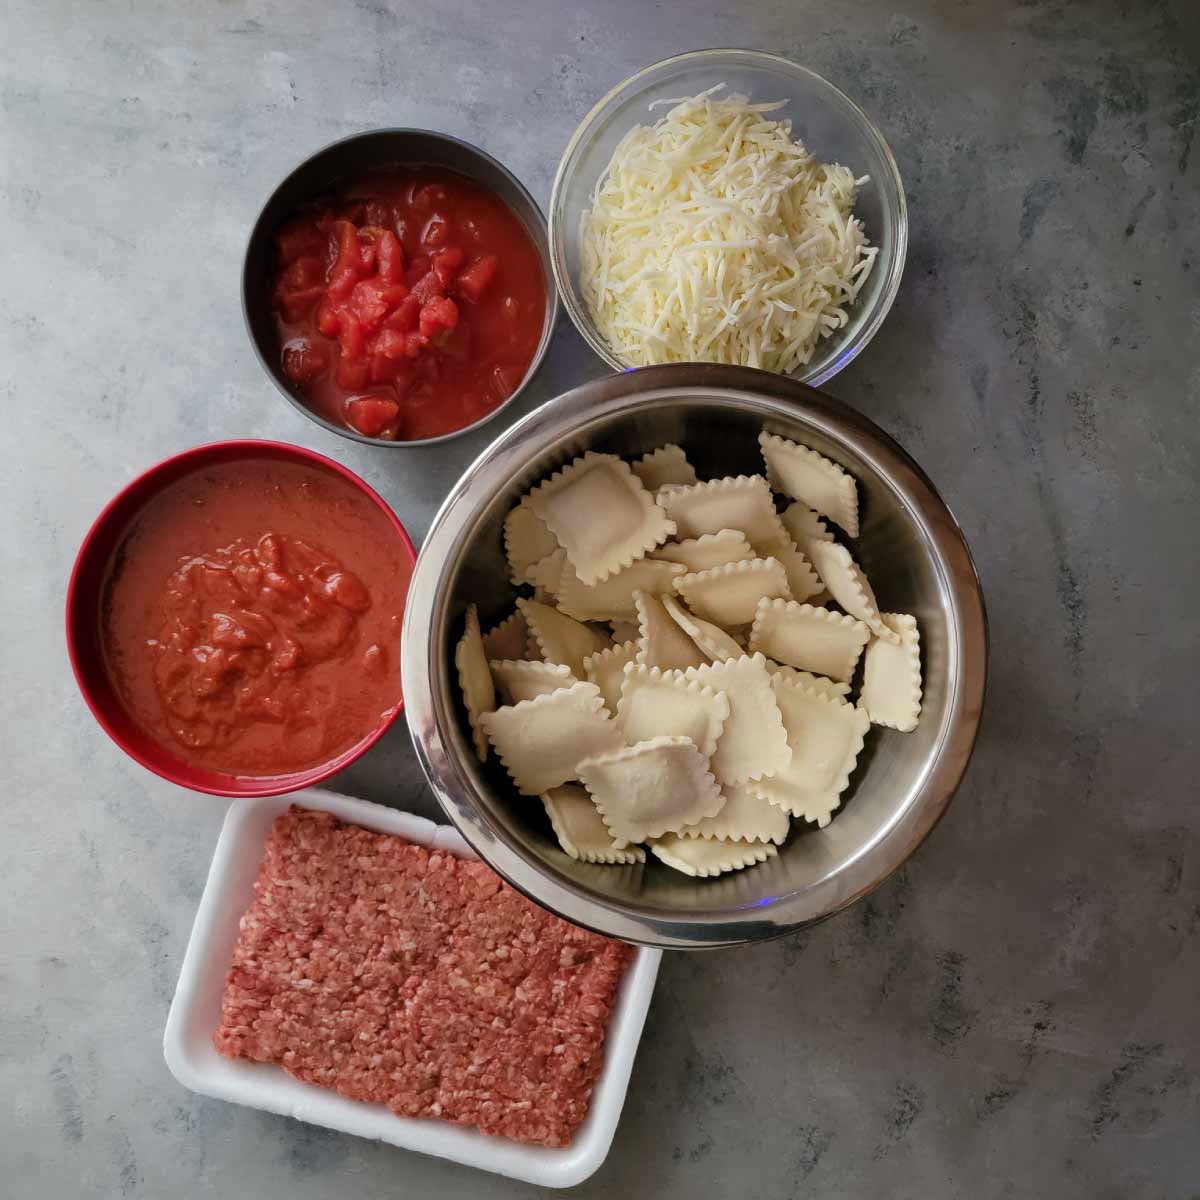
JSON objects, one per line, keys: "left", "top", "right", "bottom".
{"left": 548, "top": 47, "right": 909, "bottom": 386}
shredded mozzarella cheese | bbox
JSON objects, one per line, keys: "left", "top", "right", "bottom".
{"left": 580, "top": 86, "right": 878, "bottom": 373}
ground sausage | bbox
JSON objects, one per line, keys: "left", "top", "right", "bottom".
{"left": 213, "top": 806, "right": 632, "bottom": 1148}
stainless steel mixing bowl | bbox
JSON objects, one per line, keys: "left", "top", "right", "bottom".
{"left": 401, "top": 364, "right": 986, "bottom": 948}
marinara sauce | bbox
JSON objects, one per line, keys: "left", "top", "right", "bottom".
{"left": 270, "top": 166, "right": 547, "bottom": 441}
{"left": 100, "top": 459, "right": 411, "bottom": 777}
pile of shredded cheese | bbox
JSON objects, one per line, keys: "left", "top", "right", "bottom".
{"left": 580, "top": 86, "right": 878, "bottom": 372}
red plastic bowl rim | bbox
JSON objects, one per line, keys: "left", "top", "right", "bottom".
{"left": 65, "top": 438, "right": 419, "bottom": 798}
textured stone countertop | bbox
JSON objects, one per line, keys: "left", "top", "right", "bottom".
{"left": 3, "top": 1, "right": 1197, "bottom": 1196}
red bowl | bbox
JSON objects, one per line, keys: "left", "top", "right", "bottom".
{"left": 66, "top": 440, "right": 418, "bottom": 797}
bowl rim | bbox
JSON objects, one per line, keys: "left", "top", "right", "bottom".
{"left": 241, "top": 127, "right": 561, "bottom": 449}
{"left": 65, "top": 438, "right": 419, "bottom": 798}
{"left": 547, "top": 47, "right": 908, "bottom": 387}
{"left": 401, "top": 364, "right": 987, "bottom": 947}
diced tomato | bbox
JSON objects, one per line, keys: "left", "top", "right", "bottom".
{"left": 373, "top": 329, "right": 411, "bottom": 360}
{"left": 270, "top": 169, "right": 545, "bottom": 443}
{"left": 339, "top": 309, "right": 366, "bottom": 359}
{"left": 377, "top": 231, "right": 404, "bottom": 283}
{"left": 281, "top": 340, "right": 329, "bottom": 384}
{"left": 275, "top": 285, "right": 325, "bottom": 322}
{"left": 382, "top": 293, "right": 421, "bottom": 333}
{"left": 316, "top": 298, "right": 342, "bottom": 337}
{"left": 432, "top": 246, "right": 465, "bottom": 286}
{"left": 457, "top": 254, "right": 498, "bottom": 302}
{"left": 368, "top": 352, "right": 404, "bottom": 383}
{"left": 349, "top": 279, "right": 409, "bottom": 330}
{"left": 333, "top": 219, "right": 359, "bottom": 266}
{"left": 335, "top": 353, "right": 371, "bottom": 391}
{"left": 406, "top": 255, "right": 431, "bottom": 287}
{"left": 326, "top": 266, "right": 357, "bottom": 301}
{"left": 345, "top": 395, "right": 400, "bottom": 437}
{"left": 411, "top": 271, "right": 445, "bottom": 303}
{"left": 275, "top": 218, "right": 326, "bottom": 265}
{"left": 327, "top": 220, "right": 365, "bottom": 299}
{"left": 419, "top": 296, "right": 459, "bottom": 338}
{"left": 281, "top": 255, "right": 326, "bottom": 291}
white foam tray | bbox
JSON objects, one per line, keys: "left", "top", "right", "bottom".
{"left": 163, "top": 787, "right": 661, "bottom": 1188}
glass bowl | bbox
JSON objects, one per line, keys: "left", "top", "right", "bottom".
{"left": 548, "top": 49, "right": 907, "bottom": 386}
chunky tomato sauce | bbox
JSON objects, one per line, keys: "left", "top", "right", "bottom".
{"left": 270, "top": 166, "right": 547, "bottom": 441}
{"left": 101, "top": 460, "right": 411, "bottom": 777}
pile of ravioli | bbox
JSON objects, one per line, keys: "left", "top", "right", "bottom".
{"left": 454, "top": 430, "right": 923, "bottom": 879}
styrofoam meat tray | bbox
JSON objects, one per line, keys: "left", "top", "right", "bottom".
{"left": 163, "top": 787, "right": 661, "bottom": 1188}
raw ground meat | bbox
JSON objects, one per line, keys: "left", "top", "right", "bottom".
{"left": 213, "top": 806, "right": 632, "bottom": 1148}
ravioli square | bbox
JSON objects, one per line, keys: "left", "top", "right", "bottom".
{"left": 759, "top": 431, "right": 860, "bottom": 537}
{"left": 684, "top": 653, "right": 791, "bottom": 785}
{"left": 541, "top": 784, "right": 646, "bottom": 864}
{"left": 650, "top": 834, "right": 778, "bottom": 877}
{"left": 556, "top": 557, "right": 684, "bottom": 622}
{"left": 578, "top": 736, "right": 725, "bottom": 846}
{"left": 751, "top": 676, "right": 869, "bottom": 826}
{"left": 616, "top": 662, "right": 729, "bottom": 758}
{"left": 680, "top": 780, "right": 791, "bottom": 845}
{"left": 583, "top": 639, "right": 640, "bottom": 713}
{"left": 761, "top": 657, "right": 852, "bottom": 701}
{"left": 805, "top": 540, "right": 898, "bottom": 643}
{"left": 650, "top": 529, "right": 755, "bottom": 574}
{"left": 748, "top": 598, "right": 870, "bottom": 683}
{"left": 518, "top": 598, "right": 611, "bottom": 676}
{"left": 630, "top": 444, "right": 698, "bottom": 491}
{"left": 480, "top": 682, "right": 622, "bottom": 796}
{"left": 489, "top": 658, "right": 576, "bottom": 706}
{"left": 503, "top": 501, "right": 559, "bottom": 584}
{"left": 455, "top": 604, "right": 495, "bottom": 763}
{"left": 780, "top": 501, "right": 835, "bottom": 549}
{"left": 673, "top": 556, "right": 791, "bottom": 627}
{"left": 633, "top": 590, "right": 707, "bottom": 672}
{"left": 657, "top": 475, "right": 787, "bottom": 549}
{"left": 860, "top": 612, "right": 923, "bottom": 732}
{"left": 528, "top": 452, "right": 675, "bottom": 585}
{"left": 662, "top": 595, "right": 743, "bottom": 662}
{"left": 526, "top": 547, "right": 567, "bottom": 599}
{"left": 482, "top": 609, "right": 529, "bottom": 662}
{"left": 757, "top": 536, "right": 823, "bottom": 603}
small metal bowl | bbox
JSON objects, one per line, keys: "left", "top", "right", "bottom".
{"left": 243, "top": 129, "right": 559, "bottom": 447}
{"left": 401, "top": 364, "right": 986, "bottom": 948}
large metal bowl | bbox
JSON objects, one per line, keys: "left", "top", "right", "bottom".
{"left": 401, "top": 365, "right": 986, "bottom": 948}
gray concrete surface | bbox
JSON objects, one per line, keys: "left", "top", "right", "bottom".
{"left": 2, "top": 1, "right": 1198, "bottom": 1196}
